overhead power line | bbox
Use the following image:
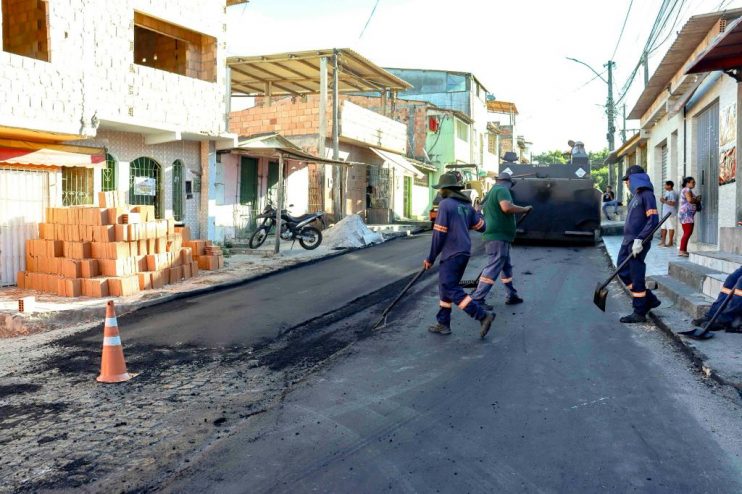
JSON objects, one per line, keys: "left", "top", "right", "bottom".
{"left": 612, "top": 0, "right": 635, "bottom": 59}
{"left": 359, "top": 0, "right": 381, "bottom": 39}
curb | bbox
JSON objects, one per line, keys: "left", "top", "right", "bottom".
{"left": 599, "top": 242, "right": 741, "bottom": 392}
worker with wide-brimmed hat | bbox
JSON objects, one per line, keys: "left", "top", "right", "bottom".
{"left": 423, "top": 172, "right": 495, "bottom": 338}
{"left": 470, "top": 171, "right": 532, "bottom": 311}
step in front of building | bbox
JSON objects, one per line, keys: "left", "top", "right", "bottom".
{"left": 668, "top": 259, "right": 727, "bottom": 299}
{"left": 650, "top": 274, "right": 713, "bottom": 319}
{"left": 719, "top": 226, "right": 742, "bottom": 255}
{"left": 689, "top": 250, "right": 742, "bottom": 274}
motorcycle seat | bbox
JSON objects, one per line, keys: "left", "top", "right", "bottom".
{"left": 286, "top": 213, "right": 316, "bottom": 223}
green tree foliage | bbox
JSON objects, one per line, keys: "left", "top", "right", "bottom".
{"left": 591, "top": 166, "right": 609, "bottom": 191}
{"left": 531, "top": 150, "right": 568, "bottom": 164}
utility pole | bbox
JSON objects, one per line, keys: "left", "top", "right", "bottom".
{"left": 642, "top": 51, "right": 649, "bottom": 87}
{"left": 605, "top": 60, "right": 616, "bottom": 151}
{"left": 621, "top": 104, "right": 627, "bottom": 143}
{"left": 331, "top": 49, "right": 341, "bottom": 220}
{"left": 566, "top": 57, "right": 617, "bottom": 152}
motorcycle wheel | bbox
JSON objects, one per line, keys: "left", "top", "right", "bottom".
{"left": 298, "top": 226, "right": 322, "bottom": 250}
{"left": 249, "top": 227, "right": 269, "bottom": 249}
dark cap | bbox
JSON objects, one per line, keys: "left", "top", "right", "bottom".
{"left": 496, "top": 171, "right": 513, "bottom": 182}
{"left": 622, "top": 165, "right": 645, "bottom": 181}
{"left": 432, "top": 172, "right": 464, "bottom": 190}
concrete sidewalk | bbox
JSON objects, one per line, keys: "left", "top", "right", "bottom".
{"left": 602, "top": 235, "right": 742, "bottom": 391}
{"left": 0, "top": 239, "right": 356, "bottom": 338}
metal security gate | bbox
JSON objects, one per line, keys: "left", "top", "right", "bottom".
{"left": 129, "top": 157, "right": 162, "bottom": 218}
{"left": 367, "top": 165, "right": 391, "bottom": 208}
{"left": 0, "top": 168, "right": 49, "bottom": 285}
{"left": 308, "top": 163, "right": 324, "bottom": 212}
{"left": 102, "top": 153, "right": 116, "bottom": 192}
{"left": 62, "top": 166, "right": 94, "bottom": 205}
{"left": 661, "top": 144, "right": 668, "bottom": 183}
{"left": 172, "top": 160, "right": 184, "bottom": 221}
{"left": 695, "top": 101, "right": 719, "bottom": 244}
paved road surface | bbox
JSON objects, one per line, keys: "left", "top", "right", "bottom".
{"left": 163, "top": 243, "right": 742, "bottom": 493}
{"left": 83, "top": 235, "right": 435, "bottom": 348}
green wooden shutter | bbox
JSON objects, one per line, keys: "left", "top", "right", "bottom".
{"left": 240, "top": 157, "right": 258, "bottom": 205}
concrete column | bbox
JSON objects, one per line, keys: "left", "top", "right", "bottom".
{"left": 199, "top": 141, "right": 217, "bottom": 240}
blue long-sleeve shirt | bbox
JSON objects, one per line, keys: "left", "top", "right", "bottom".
{"left": 427, "top": 196, "right": 486, "bottom": 263}
{"left": 623, "top": 173, "right": 659, "bottom": 245}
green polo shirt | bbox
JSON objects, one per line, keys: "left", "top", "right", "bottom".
{"left": 483, "top": 185, "right": 516, "bottom": 242}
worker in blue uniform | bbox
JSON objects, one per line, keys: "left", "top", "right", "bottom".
{"left": 424, "top": 172, "right": 496, "bottom": 338}
{"left": 692, "top": 266, "right": 742, "bottom": 332}
{"left": 618, "top": 165, "right": 661, "bottom": 323}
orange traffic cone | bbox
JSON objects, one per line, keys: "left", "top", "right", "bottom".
{"left": 96, "top": 301, "right": 133, "bottom": 383}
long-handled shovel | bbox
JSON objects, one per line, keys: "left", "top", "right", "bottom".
{"left": 371, "top": 268, "right": 426, "bottom": 330}
{"left": 677, "top": 290, "right": 734, "bottom": 340}
{"left": 593, "top": 212, "right": 671, "bottom": 312}
{"left": 460, "top": 209, "right": 532, "bottom": 288}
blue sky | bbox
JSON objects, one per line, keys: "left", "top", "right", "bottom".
{"left": 227, "top": 0, "right": 742, "bottom": 153}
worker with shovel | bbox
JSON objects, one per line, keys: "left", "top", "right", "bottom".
{"left": 617, "top": 165, "right": 661, "bottom": 323}
{"left": 469, "top": 171, "right": 532, "bottom": 310}
{"left": 423, "top": 172, "right": 495, "bottom": 338}
{"left": 691, "top": 266, "right": 742, "bottom": 333}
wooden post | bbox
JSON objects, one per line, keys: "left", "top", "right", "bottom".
{"left": 273, "top": 153, "right": 284, "bottom": 254}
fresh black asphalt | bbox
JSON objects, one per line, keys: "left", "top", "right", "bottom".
{"left": 161, "top": 241, "right": 742, "bottom": 493}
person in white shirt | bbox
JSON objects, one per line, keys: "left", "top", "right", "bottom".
{"left": 659, "top": 180, "right": 679, "bottom": 247}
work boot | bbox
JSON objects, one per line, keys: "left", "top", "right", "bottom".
{"left": 479, "top": 312, "right": 496, "bottom": 339}
{"left": 428, "top": 323, "right": 452, "bottom": 335}
{"left": 505, "top": 294, "right": 524, "bottom": 305}
{"left": 648, "top": 298, "right": 661, "bottom": 311}
{"left": 620, "top": 312, "right": 647, "bottom": 323}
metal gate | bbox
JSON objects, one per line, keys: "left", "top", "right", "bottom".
{"left": 129, "top": 157, "right": 162, "bottom": 218}
{"left": 172, "top": 160, "right": 184, "bottom": 221}
{"left": 102, "top": 153, "right": 117, "bottom": 191}
{"left": 308, "top": 163, "right": 324, "bottom": 212}
{"left": 367, "top": 165, "right": 391, "bottom": 208}
{"left": 0, "top": 168, "right": 49, "bottom": 285}
{"left": 695, "top": 101, "right": 719, "bottom": 244}
{"left": 62, "top": 166, "right": 94, "bottom": 205}
{"left": 661, "top": 144, "right": 668, "bottom": 183}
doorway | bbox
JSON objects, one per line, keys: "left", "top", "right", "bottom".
{"left": 129, "top": 157, "right": 162, "bottom": 218}
{"left": 695, "top": 101, "right": 719, "bottom": 244}
{"left": 403, "top": 176, "right": 412, "bottom": 218}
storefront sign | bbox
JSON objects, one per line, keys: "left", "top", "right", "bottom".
{"left": 133, "top": 176, "right": 157, "bottom": 196}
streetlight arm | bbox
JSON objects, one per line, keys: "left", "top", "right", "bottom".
{"left": 566, "top": 57, "right": 608, "bottom": 83}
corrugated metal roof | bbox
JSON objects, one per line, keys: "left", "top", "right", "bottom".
{"left": 228, "top": 49, "right": 412, "bottom": 97}
{"left": 628, "top": 8, "right": 742, "bottom": 120}
{"left": 686, "top": 16, "right": 742, "bottom": 73}
{"left": 486, "top": 100, "right": 518, "bottom": 114}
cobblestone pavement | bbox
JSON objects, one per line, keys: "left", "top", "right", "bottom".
{"left": 0, "top": 271, "right": 411, "bottom": 492}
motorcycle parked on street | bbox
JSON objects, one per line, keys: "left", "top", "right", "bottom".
{"left": 249, "top": 201, "right": 325, "bottom": 250}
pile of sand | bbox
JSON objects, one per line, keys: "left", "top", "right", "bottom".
{"left": 324, "top": 214, "right": 384, "bottom": 249}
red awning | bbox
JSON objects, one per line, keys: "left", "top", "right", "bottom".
{"left": 0, "top": 144, "right": 105, "bottom": 168}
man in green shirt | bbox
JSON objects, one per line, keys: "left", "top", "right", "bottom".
{"left": 470, "top": 172, "right": 532, "bottom": 310}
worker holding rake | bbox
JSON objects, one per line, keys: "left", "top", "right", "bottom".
{"left": 423, "top": 172, "right": 495, "bottom": 339}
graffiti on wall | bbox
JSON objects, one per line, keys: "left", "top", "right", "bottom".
{"left": 719, "top": 103, "right": 737, "bottom": 186}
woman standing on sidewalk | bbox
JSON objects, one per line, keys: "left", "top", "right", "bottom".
{"left": 678, "top": 176, "right": 701, "bottom": 257}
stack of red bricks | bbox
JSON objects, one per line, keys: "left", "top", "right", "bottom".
{"left": 16, "top": 193, "right": 222, "bottom": 298}
{"left": 179, "top": 228, "right": 225, "bottom": 271}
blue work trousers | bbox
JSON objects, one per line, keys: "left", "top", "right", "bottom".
{"left": 470, "top": 240, "right": 517, "bottom": 304}
{"left": 617, "top": 241, "right": 659, "bottom": 315}
{"left": 437, "top": 254, "right": 486, "bottom": 327}
{"left": 705, "top": 267, "right": 742, "bottom": 328}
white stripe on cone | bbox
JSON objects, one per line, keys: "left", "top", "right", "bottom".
{"left": 105, "top": 317, "right": 118, "bottom": 327}
{"left": 103, "top": 336, "right": 122, "bottom": 346}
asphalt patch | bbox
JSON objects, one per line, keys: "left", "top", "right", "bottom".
{"left": 0, "top": 383, "right": 42, "bottom": 398}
